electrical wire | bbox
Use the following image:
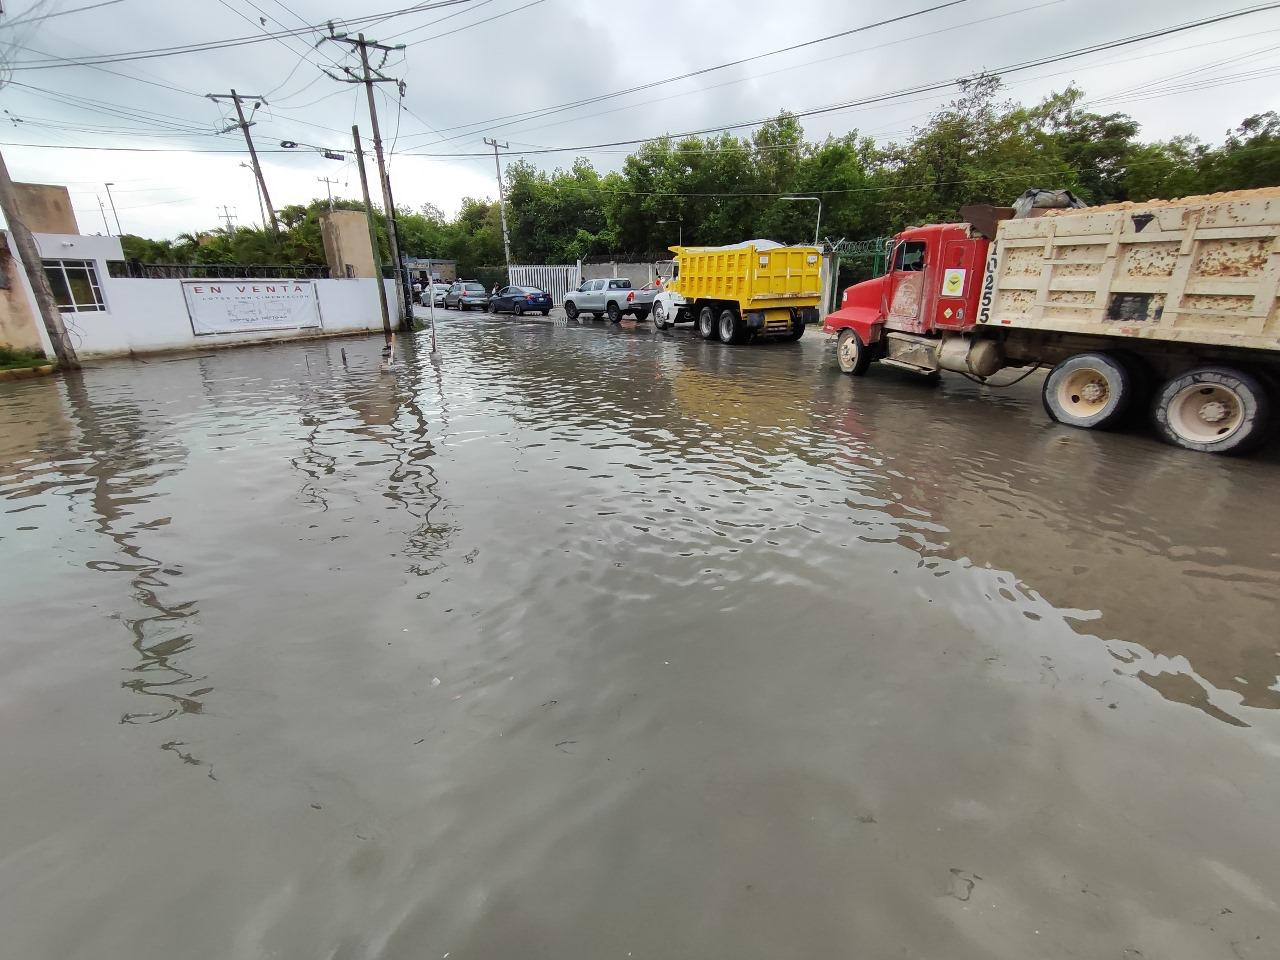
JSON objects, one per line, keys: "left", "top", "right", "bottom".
{"left": 4, "top": 0, "right": 477, "bottom": 69}
{"left": 0, "top": 0, "right": 126, "bottom": 29}
{"left": 402, "top": 0, "right": 546, "bottom": 46}
{"left": 398, "top": 3, "right": 1280, "bottom": 158}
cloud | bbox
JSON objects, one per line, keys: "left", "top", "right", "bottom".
{"left": 3, "top": 0, "right": 1276, "bottom": 237}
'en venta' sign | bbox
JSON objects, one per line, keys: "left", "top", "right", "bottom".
{"left": 183, "top": 280, "right": 321, "bottom": 335}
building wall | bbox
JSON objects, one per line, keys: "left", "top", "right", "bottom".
{"left": 320, "top": 210, "right": 377, "bottom": 279}
{"left": 13, "top": 183, "right": 78, "bottom": 234}
{"left": 0, "top": 236, "right": 47, "bottom": 353}
{"left": 6, "top": 229, "right": 397, "bottom": 359}
{"left": 63, "top": 278, "right": 397, "bottom": 357}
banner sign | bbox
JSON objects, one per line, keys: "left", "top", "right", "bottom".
{"left": 183, "top": 280, "right": 321, "bottom": 335}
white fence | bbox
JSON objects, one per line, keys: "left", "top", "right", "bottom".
{"left": 509, "top": 264, "right": 580, "bottom": 305}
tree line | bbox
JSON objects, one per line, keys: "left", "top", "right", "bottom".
{"left": 121, "top": 77, "right": 1280, "bottom": 277}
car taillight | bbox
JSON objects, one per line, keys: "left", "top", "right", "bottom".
{"left": 527, "top": 295, "right": 536, "bottom": 301}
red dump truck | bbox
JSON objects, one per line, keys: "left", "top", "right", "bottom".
{"left": 823, "top": 188, "right": 1280, "bottom": 454}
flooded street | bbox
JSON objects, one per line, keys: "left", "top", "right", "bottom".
{"left": 2, "top": 317, "right": 1279, "bottom": 959}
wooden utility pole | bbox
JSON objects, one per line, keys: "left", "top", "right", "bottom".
{"left": 0, "top": 149, "right": 79, "bottom": 367}
{"left": 323, "top": 32, "right": 410, "bottom": 328}
{"left": 206, "top": 90, "right": 279, "bottom": 236}
{"left": 317, "top": 175, "right": 339, "bottom": 210}
{"left": 353, "top": 125, "right": 392, "bottom": 344}
{"left": 484, "top": 137, "right": 513, "bottom": 274}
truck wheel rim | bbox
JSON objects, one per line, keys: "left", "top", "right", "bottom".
{"left": 1168, "top": 383, "right": 1245, "bottom": 443}
{"left": 719, "top": 315, "right": 732, "bottom": 340}
{"left": 1057, "top": 368, "right": 1111, "bottom": 417}
{"left": 838, "top": 335, "right": 858, "bottom": 368}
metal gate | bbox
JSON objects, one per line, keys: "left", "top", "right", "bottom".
{"left": 509, "top": 264, "right": 580, "bottom": 305}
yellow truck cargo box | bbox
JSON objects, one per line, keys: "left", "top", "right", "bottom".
{"left": 671, "top": 243, "right": 822, "bottom": 308}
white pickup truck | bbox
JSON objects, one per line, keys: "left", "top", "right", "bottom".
{"left": 563, "top": 277, "right": 648, "bottom": 323}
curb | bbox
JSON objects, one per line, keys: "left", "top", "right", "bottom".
{"left": 0, "top": 364, "right": 56, "bottom": 381}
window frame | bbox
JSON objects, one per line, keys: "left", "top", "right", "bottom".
{"left": 43, "top": 258, "right": 107, "bottom": 312}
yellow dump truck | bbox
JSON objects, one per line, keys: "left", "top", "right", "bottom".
{"left": 651, "top": 241, "right": 823, "bottom": 343}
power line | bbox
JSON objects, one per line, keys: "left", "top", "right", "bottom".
{"left": 399, "top": 3, "right": 1280, "bottom": 158}
{"left": 4, "top": 0, "right": 476, "bottom": 69}
{"left": 408, "top": 0, "right": 971, "bottom": 146}
{"left": 402, "top": 0, "right": 546, "bottom": 46}
{"left": 0, "top": 0, "right": 126, "bottom": 29}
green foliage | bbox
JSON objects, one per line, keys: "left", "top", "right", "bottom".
{"left": 121, "top": 80, "right": 1280, "bottom": 270}
{"left": 0, "top": 345, "right": 50, "bottom": 370}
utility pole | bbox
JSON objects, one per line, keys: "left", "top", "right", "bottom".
{"left": 484, "top": 137, "right": 513, "bottom": 273}
{"left": 317, "top": 175, "right": 339, "bottom": 211}
{"left": 206, "top": 90, "right": 279, "bottom": 236}
{"left": 97, "top": 195, "right": 111, "bottom": 236}
{"left": 104, "top": 182, "right": 123, "bottom": 235}
{"left": 0, "top": 148, "right": 79, "bottom": 367}
{"left": 217, "top": 205, "right": 237, "bottom": 230}
{"left": 352, "top": 125, "right": 392, "bottom": 344}
{"left": 240, "top": 163, "right": 266, "bottom": 227}
{"left": 323, "top": 32, "right": 410, "bottom": 328}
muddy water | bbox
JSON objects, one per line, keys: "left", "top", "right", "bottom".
{"left": 1, "top": 319, "right": 1278, "bottom": 959}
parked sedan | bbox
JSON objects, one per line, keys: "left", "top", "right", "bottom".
{"left": 418, "top": 284, "right": 447, "bottom": 308}
{"left": 489, "top": 285, "right": 552, "bottom": 316}
{"left": 444, "top": 281, "right": 490, "bottom": 311}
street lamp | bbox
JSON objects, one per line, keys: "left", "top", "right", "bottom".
{"left": 781, "top": 195, "right": 822, "bottom": 247}
{"left": 656, "top": 218, "right": 683, "bottom": 247}
{"left": 279, "top": 140, "right": 346, "bottom": 161}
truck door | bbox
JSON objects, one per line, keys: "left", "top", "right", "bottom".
{"left": 934, "top": 239, "right": 979, "bottom": 330}
{"left": 886, "top": 240, "right": 928, "bottom": 334}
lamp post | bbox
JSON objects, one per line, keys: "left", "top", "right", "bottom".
{"left": 781, "top": 195, "right": 822, "bottom": 247}
{"left": 656, "top": 218, "right": 683, "bottom": 247}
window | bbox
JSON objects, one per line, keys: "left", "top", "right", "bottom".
{"left": 892, "top": 241, "right": 926, "bottom": 273}
{"left": 591, "top": 280, "right": 606, "bottom": 291}
{"left": 608, "top": 279, "right": 632, "bottom": 289}
{"left": 43, "top": 259, "right": 106, "bottom": 312}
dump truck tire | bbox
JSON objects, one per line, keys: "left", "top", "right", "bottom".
{"left": 718, "top": 308, "right": 744, "bottom": 344}
{"left": 697, "top": 306, "right": 717, "bottom": 339}
{"left": 1042, "top": 352, "right": 1133, "bottom": 430}
{"left": 1153, "top": 366, "right": 1271, "bottom": 455}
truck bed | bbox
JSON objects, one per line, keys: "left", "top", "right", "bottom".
{"left": 980, "top": 190, "right": 1280, "bottom": 352}
{"left": 673, "top": 244, "right": 822, "bottom": 308}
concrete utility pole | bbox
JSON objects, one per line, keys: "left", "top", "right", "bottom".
{"left": 103, "top": 182, "right": 123, "bottom": 235}
{"left": 352, "top": 125, "right": 392, "bottom": 345}
{"left": 484, "top": 137, "right": 513, "bottom": 273}
{"left": 317, "top": 175, "right": 339, "bottom": 210}
{"left": 323, "top": 32, "right": 410, "bottom": 328}
{"left": 0, "top": 148, "right": 79, "bottom": 367}
{"left": 217, "top": 205, "right": 237, "bottom": 230}
{"left": 206, "top": 90, "right": 279, "bottom": 236}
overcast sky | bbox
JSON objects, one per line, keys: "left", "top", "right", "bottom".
{"left": 1, "top": 0, "right": 1276, "bottom": 239}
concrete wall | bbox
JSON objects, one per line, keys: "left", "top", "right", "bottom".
{"left": 13, "top": 183, "right": 78, "bottom": 234}
{"left": 580, "top": 261, "right": 659, "bottom": 286}
{"left": 6, "top": 228, "right": 396, "bottom": 359}
{"left": 63, "top": 277, "right": 396, "bottom": 357}
{"left": 320, "top": 209, "right": 377, "bottom": 279}
{"left": 0, "top": 235, "right": 46, "bottom": 353}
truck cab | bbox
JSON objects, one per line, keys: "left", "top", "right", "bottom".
{"left": 823, "top": 223, "right": 989, "bottom": 348}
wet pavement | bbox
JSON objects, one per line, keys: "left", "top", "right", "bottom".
{"left": 2, "top": 315, "right": 1279, "bottom": 959}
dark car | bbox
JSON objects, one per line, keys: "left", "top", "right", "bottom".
{"left": 489, "top": 285, "right": 552, "bottom": 316}
{"left": 444, "top": 281, "right": 490, "bottom": 311}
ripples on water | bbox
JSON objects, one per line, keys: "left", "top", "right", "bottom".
{"left": 1, "top": 319, "right": 1278, "bottom": 959}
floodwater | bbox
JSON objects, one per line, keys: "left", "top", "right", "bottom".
{"left": 2, "top": 316, "right": 1279, "bottom": 960}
